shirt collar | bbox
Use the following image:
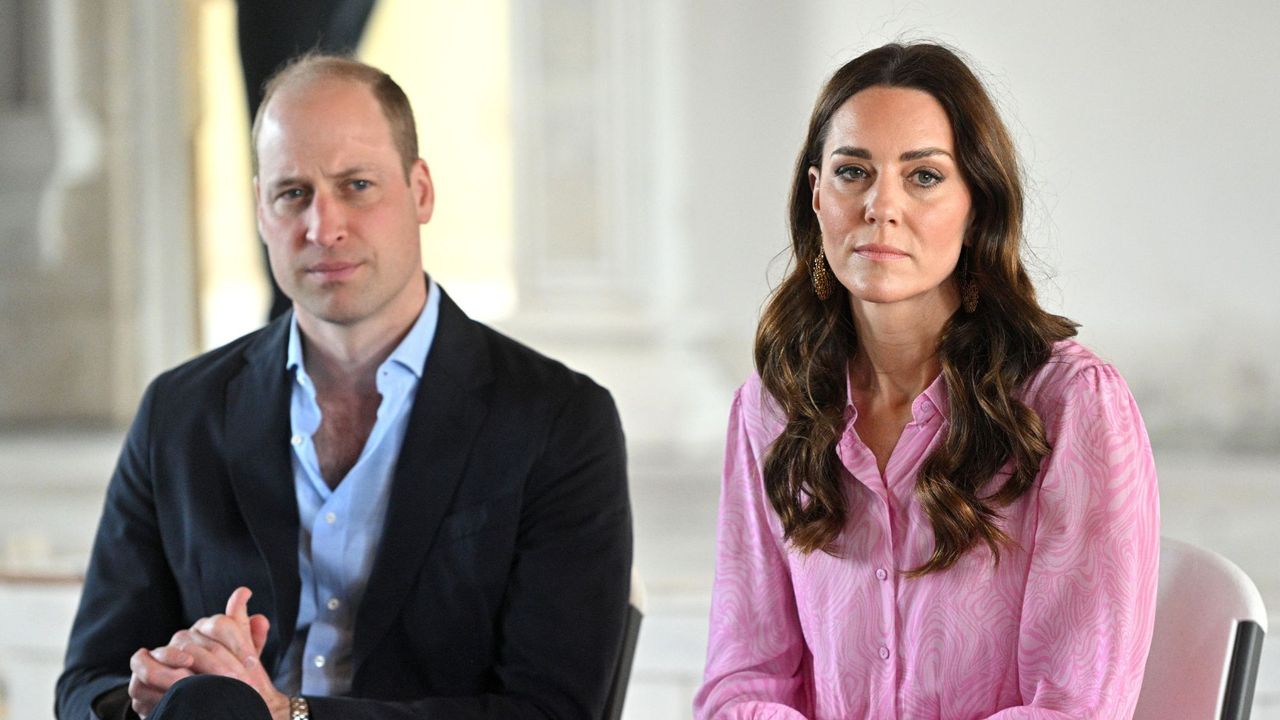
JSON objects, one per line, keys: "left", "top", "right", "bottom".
{"left": 286, "top": 277, "right": 441, "bottom": 380}
{"left": 916, "top": 371, "right": 949, "bottom": 420}
{"left": 386, "top": 277, "right": 439, "bottom": 379}
{"left": 842, "top": 364, "right": 951, "bottom": 422}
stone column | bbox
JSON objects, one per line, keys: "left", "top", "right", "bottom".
{"left": 0, "top": 0, "right": 198, "bottom": 427}
{"left": 502, "top": 0, "right": 811, "bottom": 454}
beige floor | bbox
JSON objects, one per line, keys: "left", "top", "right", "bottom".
{"left": 1, "top": 434, "right": 1277, "bottom": 719}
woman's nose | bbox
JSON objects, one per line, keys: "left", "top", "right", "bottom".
{"left": 863, "top": 179, "right": 902, "bottom": 226}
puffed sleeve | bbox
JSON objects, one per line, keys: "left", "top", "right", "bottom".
{"left": 985, "top": 364, "right": 1160, "bottom": 719}
{"left": 693, "top": 387, "right": 812, "bottom": 720}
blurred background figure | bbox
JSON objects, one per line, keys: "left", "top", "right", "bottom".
{"left": 236, "top": 0, "right": 378, "bottom": 320}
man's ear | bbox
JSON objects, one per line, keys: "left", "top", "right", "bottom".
{"left": 253, "top": 176, "right": 266, "bottom": 241}
{"left": 410, "top": 159, "right": 435, "bottom": 224}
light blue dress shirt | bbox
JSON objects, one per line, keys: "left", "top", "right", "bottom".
{"left": 275, "top": 279, "right": 440, "bottom": 696}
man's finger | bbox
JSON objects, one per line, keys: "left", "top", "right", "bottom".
{"left": 192, "top": 615, "right": 238, "bottom": 643}
{"left": 128, "top": 647, "right": 193, "bottom": 719}
{"left": 148, "top": 645, "right": 194, "bottom": 670}
{"left": 172, "top": 627, "right": 247, "bottom": 677}
{"left": 129, "top": 646, "right": 193, "bottom": 688}
{"left": 225, "top": 585, "right": 253, "bottom": 619}
{"left": 249, "top": 613, "right": 271, "bottom": 655}
{"left": 224, "top": 586, "right": 257, "bottom": 661}
{"left": 192, "top": 614, "right": 251, "bottom": 658}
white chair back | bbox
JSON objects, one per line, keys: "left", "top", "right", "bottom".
{"left": 1134, "top": 537, "right": 1267, "bottom": 720}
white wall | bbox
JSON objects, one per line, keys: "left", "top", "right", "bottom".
{"left": 642, "top": 0, "right": 1280, "bottom": 451}
{"left": 2, "top": 0, "right": 1276, "bottom": 447}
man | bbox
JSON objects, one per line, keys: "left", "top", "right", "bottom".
{"left": 56, "top": 55, "right": 632, "bottom": 720}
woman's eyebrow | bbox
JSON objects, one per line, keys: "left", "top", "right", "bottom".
{"left": 900, "top": 147, "right": 953, "bottom": 161}
{"left": 829, "top": 146, "right": 871, "bottom": 159}
{"left": 828, "top": 146, "right": 954, "bottom": 161}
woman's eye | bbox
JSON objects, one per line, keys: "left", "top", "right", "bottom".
{"left": 912, "top": 169, "right": 943, "bottom": 187}
{"left": 835, "top": 165, "right": 868, "bottom": 180}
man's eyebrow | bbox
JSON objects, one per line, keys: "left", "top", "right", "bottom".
{"left": 265, "top": 165, "right": 381, "bottom": 191}
{"left": 326, "top": 165, "right": 378, "bottom": 180}
{"left": 266, "top": 176, "right": 308, "bottom": 192}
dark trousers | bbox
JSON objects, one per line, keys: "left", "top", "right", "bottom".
{"left": 148, "top": 676, "right": 272, "bottom": 720}
{"left": 236, "top": 0, "right": 377, "bottom": 320}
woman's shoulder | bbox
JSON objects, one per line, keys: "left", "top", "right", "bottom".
{"left": 1039, "top": 338, "right": 1123, "bottom": 378}
{"left": 732, "top": 372, "right": 788, "bottom": 443}
{"left": 733, "top": 371, "right": 769, "bottom": 421}
{"left": 1021, "top": 338, "right": 1135, "bottom": 418}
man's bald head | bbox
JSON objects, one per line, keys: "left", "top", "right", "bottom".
{"left": 251, "top": 54, "right": 419, "bottom": 180}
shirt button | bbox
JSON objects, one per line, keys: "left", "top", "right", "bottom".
{"left": 327, "top": 597, "right": 341, "bottom": 611}
{"left": 325, "top": 512, "right": 337, "bottom": 524}
{"left": 313, "top": 655, "right": 326, "bottom": 668}
{"left": 291, "top": 435, "right": 304, "bottom": 447}
{"left": 878, "top": 646, "right": 890, "bottom": 660}
{"left": 876, "top": 568, "right": 888, "bottom": 581}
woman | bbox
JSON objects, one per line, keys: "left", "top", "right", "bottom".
{"left": 695, "top": 43, "right": 1159, "bottom": 720}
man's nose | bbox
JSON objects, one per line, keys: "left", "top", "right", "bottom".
{"left": 863, "top": 177, "right": 902, "bottom": 226}
{"left": 304, "top": 193, "right": 346, "bottom": 246}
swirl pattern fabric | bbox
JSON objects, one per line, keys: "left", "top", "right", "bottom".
{"left": 695, "top": 341, "right": 1159, "bottom": 720}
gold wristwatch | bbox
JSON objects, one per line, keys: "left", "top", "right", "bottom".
{"left": 289, "top": 695, "right": 311, "bottom": 720}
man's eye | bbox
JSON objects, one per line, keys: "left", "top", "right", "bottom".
{"left": 350, "top": 179, "right": 372, "bottom": 191}
{"left": 278, "top": 188, "right": 306, "bottom": 202}
{"left": 912, "top": 169, "right": 943, "bottom": 187}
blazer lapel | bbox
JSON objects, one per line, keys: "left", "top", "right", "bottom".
{"left": 352, "top": 289, "right": 495, "bottom": 668}
{"left": 223, "top": 315, "right": 302, "bottom": 667}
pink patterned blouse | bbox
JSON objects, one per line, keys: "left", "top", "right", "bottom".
{"left": 695, "top": 341, "right": 1160, "bottom": 720}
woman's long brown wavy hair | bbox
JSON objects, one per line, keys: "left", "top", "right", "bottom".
{"left": 756, "top": 43, "right": 1078, "bottom": 575}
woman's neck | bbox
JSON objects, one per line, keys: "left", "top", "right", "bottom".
{"left": 849, "top": 293, "right": 957, "bottom": 406}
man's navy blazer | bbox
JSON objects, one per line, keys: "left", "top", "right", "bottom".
{"left": 56, "top": 287, "right": 633, "bottom": 719}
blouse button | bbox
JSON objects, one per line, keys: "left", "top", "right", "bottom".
{"left": 878, "top": 646, "right": 890, "bottom": 660}
{"left": 875, "top": 568, "right": 888, "bottom": 581}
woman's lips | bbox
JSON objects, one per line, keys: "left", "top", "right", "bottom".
{"left": 853, "top": 244, "right": 909, "bottom": 260}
